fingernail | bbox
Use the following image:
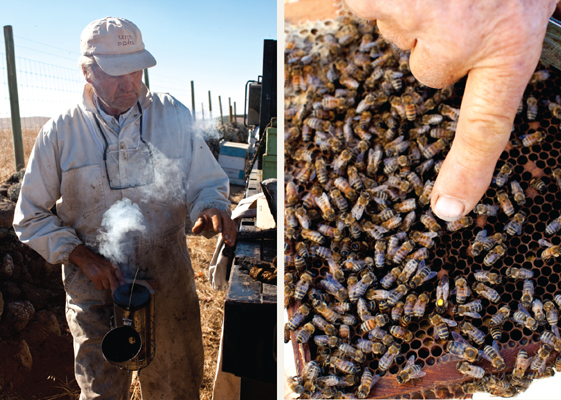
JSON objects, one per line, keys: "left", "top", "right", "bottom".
{"left": 433, "top": 196, "right": 465, "bottom": 221}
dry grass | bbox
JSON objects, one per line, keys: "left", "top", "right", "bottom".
{"left": 0, "top": 128, "right": 38, "bottom": 181}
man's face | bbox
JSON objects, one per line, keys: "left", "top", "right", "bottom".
{"left": 85, "top": 64, "right": 143, "bottom": 116}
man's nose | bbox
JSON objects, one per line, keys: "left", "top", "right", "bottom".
{"left": 119, "top": 73, "right": 135, "bottom": 91}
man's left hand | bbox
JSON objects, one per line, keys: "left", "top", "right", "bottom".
{"left": 192, "top": 208, "right": 236, "bottom": 246}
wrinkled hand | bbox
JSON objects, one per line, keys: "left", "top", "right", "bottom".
{"left": 192, "top": 208, "right": 236, "bottom": 246}
{"left": 69, "top": 245, "right": 125, "bottom": 292}
{"left": 345, "top": 0, "right": 557, "bottom": 220}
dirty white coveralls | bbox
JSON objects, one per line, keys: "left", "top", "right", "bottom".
{"left": 13, "top": 83, "right": 230, "bottom": 399}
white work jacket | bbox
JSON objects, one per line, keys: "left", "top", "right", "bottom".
{"left": 13, "top": 83, "right": 230, "bottom": 265}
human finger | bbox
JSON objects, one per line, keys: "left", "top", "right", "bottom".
{"left": 431, "top": 64, "right": 535, "bottom": 221}
{"left": 376, "top": 20, "right": 417, "bottom": 50}
{"left": 111, "top": 263, "right": 126, "bottom": 287}
{"left": 108, "top": 272, "right": 119, "bottom": 293}
{"left": 222, "top": 217, "right": 236, "bottom": 246}
{"left": 192, "top": 217, "right": 205, "bottom": 234}
{"left": 211, "top": 213, "right": 222, "bottom": 233}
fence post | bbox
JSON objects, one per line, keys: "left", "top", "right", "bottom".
{"left": 218, "top": 96, "right": 223, "bottom": 125}
{"left": 228, "top": 97, "right": 232, "bottom": 124}
{"left": 190, "top": 80, "right": 196, "bottom": 121}
{"left": 208, "top": 90, "right": 213, "bottom": 121}
{"left": 234, "top": 101, "right": 237, "bottom": 122}
{"left": 143, "top": 69, "right": 150, "bottom": 89}
{"left": 201, "top": 102, "right": 204, "bottom": 122}
{"left": 3, "top": 25, "right": 24, "bottom": 171}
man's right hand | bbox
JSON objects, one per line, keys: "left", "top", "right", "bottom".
{"left": 69, "top": 245, "right": 126, "bottom": 292}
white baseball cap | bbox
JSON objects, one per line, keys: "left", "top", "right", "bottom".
{"left": 80, "top": 17, "right": 156, "bottom": 76}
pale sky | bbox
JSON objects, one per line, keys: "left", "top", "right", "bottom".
{"left": 0, "top": 0, "right": 277, "bottom": 121}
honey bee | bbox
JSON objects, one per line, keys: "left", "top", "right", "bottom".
{"left": 286, "top": 181, "right": 299, "bottom": 206}
{"left": 446, "top": 216, "right": 473, "bottom": 232}
{"left": 396, "top": 355, "right": 426, "bottom": 384}
{"left": 473, "top": 204, "right": 500, "bottom": 217}
{"left": 519, "top": 130, "right": 544, "bottom": 147}
{"left": 513, "top": 303, "right": 537, "bottom": 331}
{"left": 378, "top": 344, "right": 401, "bottom": 372}
{"left": 474, "top": 270, "right": 502, "bottom": 285}
{"left": 496, "top": 190, "right": 514, "bottom": 217}
{"left": 297, "top": 322, "right": 316, "bottom": 343}
{"left": 286, "top": 304, "right": 311, "bottom": 331}
{"left": 314, "top": 334, "right": 339, "bottom": 348}
{"left": 470, "top": 230, "right": 488, "bottom": 257}
{"left": 387, "top": 284, "right": 409, "bottom": 306}
{"left": 389, "top": 325, "right": 413, "bottom": 342}
{"left": 380, "top": 214, "right": 403, "bottom": 230}
{"left": 338, "top": 343, "right": 365, "bottom": 363}
{"left": 351, "top": 192, "right": 370, "bottom": 221}
{"left": 462, "top": 381, "right": 482, "bottom": 395}
{"left": 397, "top": 259, "right": 419, "bottom": 284}
{"left": 483, "top": 243, "right": 507, "bottom": 266}
{"left": 447, "top": 331, "right": 480, "bottom": 363}
{"left": 530, "top": 178, "right": 546, "bottom": 193}
{"left": 332, "top": 149, "right": 353, "bottom": 173}
{"left": 530, "top": 344, "right": 551, "bottom": 375}
{"left": 511, "top": 349, "right": 531, "bottom": 380}
{"left": 453, "top": 277, "right": 472, "bottom": 304}
{"left": 360, "top": 313, "right": 389, "bottom": 332}
{"left": 455, "top": 300, "right": 483, "bottom": 318}
{"left": 402, "top": 294, "right": 417, "bottom": 318}
{"left": 420, "top": 211, "right": 441, "bottom": 232}
{"left": 415, "top": 159, "right": 434, "bottom": 177}
{"left": 421, "top": 114, "right": 443, "bottom": 125}
{"left": 401, "top": 94, "right": 416, "bottom": 121}
{"left": 456, "top": 361, "right": 485, "bottom": 379}
{"left": 418, "top": 180, "right": 434, "bottom": 206}
{"left": 439, "top": 103, "right": 460, "bottom": 120}
{"left": 304, "top": 117, "right": 330, "bottom": 132}
{"left": 393, "top": 199, "right": 416, "bottom": 214}
{"left": 334, "top": 177, "right": 358, "bottom": 201}
{"left": 294, "top": 254, "right": 306, "bottom": 272}
{"left": 356, "top": 93, "right": 376, "bottom": 113}
{"left": 543, "top": 301, "right": 559, "bottom": 327}
{"left": 526, "top": 96, "right": 538, "bottom": 120}
{"left": 460, "top": 321, "right": 486, "bottom": 346}
{"left": 505, "top": 266, "right": 534, "bottom": 280}
{"left": 314, "top": 301, "right": 340, "bottom": 324}
{"left": 374, "top": 241, "right": 387, "bottom": 269}
{"left": 409, "top": 265, "right": 437, "bottom": 289}
{"left": 553, "top": 168, "right": 561, "bottom": 190}
{"left": 301, "top": 228, "right": 326, "bottom": 245}
{"left": 357, "top": 369, "right": 380, "bottom": 399}
{"left": 473, "top": 282, "right": 500, "bottom": 303}
{"left": 556, "top": 356, "right": 561, "bottom": 373}
{"left": 330, "top": 356, "right": 359, "bottom": 375}
{"left": 322, "top": 95, "right": 348, "bottom": 111}
{"left": 392, "top": 240, "right": 415, "bottom": 264}
{"left": 348, "top": 272, "right": 375, "bottom": 303}
{"left": 287, "top": 376, "right": 305, "bottom": 395}
{"left": 429, "top": 128, "right": 454, "bottom": 140}
{"left": 285, "top": 206, "right": 299, "bottom": 229}
{"left": 521, "top": 279, "right": 535, "bottom": 308}
{"left": 409, "top": 230, "right": 438, "bottom": 249}
{"left": 356, "top": 338, "right": 386, "bottom": 356}
{"left": 315, "top": 193, "right": 336, "bottom": 222}
{"left": 429, "top": 313, "right": 457, "bottom": 340}
{"left": 435, "top": 276, "right": 450, "bottom": 314}
{"left": 539, "top": 238, "right": 561, "bottom": 260}
{"left": 489, "top": 305, "right": 511, "bottom": 328}
{"left": 510, "top": 180, "right": 526, "bottom": 206}
{"left": 539, "top": 329, "right": 561, "bottom": 351}
{"left": 493, "top": 162, "right": 513, "bottom": 187}
{"left": 421, "top": 138, "right": 448, "bottom": 159}
{"left": 294, "top": 272, "right": 313, "bottom": 301}
{"left": 413, "top": 292, "right": 430, "bottom": 318}
{"left": 312, "top": 314, "right": 337, "bottom": 336}
{"left": 482, "top": 233, "right": 506, "bottom": 251}
{"left": 321, "top": 273, "right": 348, "bottom": 301}
{"left": 545, "top": 216, "right": 561, "bottom": 235}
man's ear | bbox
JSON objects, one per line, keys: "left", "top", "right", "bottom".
{"left": 82, "top": 67, "right": 92, "bottom": 84}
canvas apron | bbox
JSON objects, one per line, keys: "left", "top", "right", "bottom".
{"left": 64, "top": 105, "right": 204, "bottom": 400}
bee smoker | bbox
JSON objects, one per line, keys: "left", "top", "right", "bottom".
{"left": 101, "top": 282, "right": 155, "bottom": 370}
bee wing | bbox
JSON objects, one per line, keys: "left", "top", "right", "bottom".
{"left": 436, "top": 277, "right": 449, "bottom": 301}
{"left": 370, "top": 184, "right": 389, "bottom": 193}
{"left": 451, "top": 330, "right": 469, "bottom": 345}
{"left": 552, "top": 325, "right": 561, "bottom": 340}
{"left": 410, "top": 370, "right": 426, "bottom": 380}
{"left": 518, "top": 303, "right": 532, "bottom": 318}
{"left": 538, "top": 239, "right": 553, "bottom": 248}
{"left": 421, "top": 271, "right": 437, "bottom": 284}
{"left": 421, "top": 231, "right": 439, "bottom": 238}
{"left": 371, "top": 374, "right": 381, "bottom": 389}
{"left": 371, "top": 290, "right": 391, "bottom": 300}
{"left": 404, "top": 355, "right": 416, "bottom": 369}
{"left": 463, "top": 312, "right": 482, "bottom": 319}
{"left": 492, "top": 340, "right": 501, "bottom": 353}
{"left": 515, "top": 224, "right": 523, "bottom": 236}
{"left": 480, "top": 350, "right": 493, "bottom": 363}
{"left": 450, "top": 286, "right": 457, "bottom": 296}
{"left": 442, "top": 318, "right": 458, "bottom": 327}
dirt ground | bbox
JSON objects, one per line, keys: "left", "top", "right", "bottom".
{"left": 0, "top": 184, "right": 246, "bottom": 400}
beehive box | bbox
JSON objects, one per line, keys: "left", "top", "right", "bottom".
{"left": 219, "top": 141, "right": 249, "bottom": 186}
{"left": 284, "top": 15, "right": 561, "bottom": 400}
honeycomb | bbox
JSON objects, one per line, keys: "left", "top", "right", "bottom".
{"left": 284, "top": 16, "right": 561, "bottom": 399}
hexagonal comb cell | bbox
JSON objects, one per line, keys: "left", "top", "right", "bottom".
{"left": 284, "top": 15, "right": 561, "bottom": 400}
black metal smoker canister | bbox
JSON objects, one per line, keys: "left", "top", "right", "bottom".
{"left": 101, "top": 283, "right": 155, "bottom": 370}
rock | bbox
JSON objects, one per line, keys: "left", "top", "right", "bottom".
{"left": 0, "top": 201, "right": 15, "bottom": 229}
{"left": 0, "top": 301, "right": 35, "bottom": 338}
{"left": 0, "top": 253, "right": 14, "bottom": 279}
{"left": 16, "top": 340, "right": 32, "bottom": 371}
{"left": 21, "top": 283, "right": 50, "bottom": 310}
{"left": 21, "top": 310, "right": 61, "bottom": 348}
{"left": 10, "top": 250, "right": 23, "bottom": 266}
{"left": 7, "top": 170, "right": 25, "bottom": 184}
{"left": 1, "top": 281, "right": 21, "bottom": 300}
{"left": 7, "top": 182, "right": 21, "bottom": 203}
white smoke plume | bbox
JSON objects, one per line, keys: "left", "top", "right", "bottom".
{"left": 97, "top": 198, "right": 147, "bottom": 265}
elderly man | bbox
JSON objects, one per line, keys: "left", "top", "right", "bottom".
{"left": 13, "top": 17, "right": 235, "bottom": 399}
